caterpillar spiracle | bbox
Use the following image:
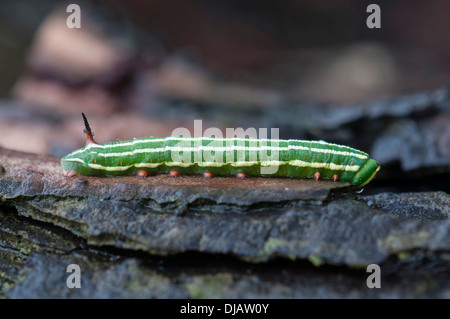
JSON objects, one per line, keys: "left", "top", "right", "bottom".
{"left": 61, "top": 114, "right": 380, "bottom": 187}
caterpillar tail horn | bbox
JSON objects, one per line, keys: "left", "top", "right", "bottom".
{"left": 82, "top": 113, "right": 98, "bottom": 145}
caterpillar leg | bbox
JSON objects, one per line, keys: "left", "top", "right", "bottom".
{"left": 203, "top": 172, "right": 213, "bottom": 180}
{"left": 236, "top": 172, "right": 247, "bottom": 180}
{"left": 313, "top": 171, "right": 321, "bottom": 181}
{"left": 332, "top": 174, "right": 339, "bottom": 182}
{"left": 169, "top": 170, "right": 180, "bottom": 177}
{"left": 63, "top": 169, "right": 77, "bottom": 177}
{"left": 137, "top": 170, "right": 149, "bottom": 178}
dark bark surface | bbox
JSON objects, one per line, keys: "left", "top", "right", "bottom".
{"left": 0, "top": 148, "right": 448, "bottom": 298}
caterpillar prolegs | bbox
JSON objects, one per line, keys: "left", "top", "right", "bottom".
{"left": 61, "top": 114, "right": 380, "bottom": 187}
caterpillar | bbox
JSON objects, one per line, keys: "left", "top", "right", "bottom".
{"left": 61, "top": 113, "right": 380, "bottom": 187}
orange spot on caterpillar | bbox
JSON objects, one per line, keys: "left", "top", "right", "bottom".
{"left": 120, "top": 162, "right": 123, "bottom": 166}
{"left": 150, "top": 160, "right": 153, "bottom": 163}
{"left": 137, "top": 170, "right": 149, "bottom": 178}
{"left": 303, "top": 157, "right": 306, "bottom": 160}
{"left": 313, "top": 171, "right": 321, "bottom": 181}
{"left": 203, "top": 172, "right": 213, "bottom": 179}
{"left": 332, "top": 174, "right": 338, "bottom": 182}
{"left": 94, "top": 158, "right": 97, "bottom": 164}
{"left": 169, "top": 170, "right": 180, "bottom": 177}
{"left": 236, "top": 172, "right": 247, "bottom": 180}
{"left": 350, "top": 161, "right": 354, "bottom": 165}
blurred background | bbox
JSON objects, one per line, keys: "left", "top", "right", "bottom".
{"left": 0, "top": 0, "right": 449, "bottom": 192}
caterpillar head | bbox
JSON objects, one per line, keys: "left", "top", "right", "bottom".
{"left": 352, "top": 159, "right": 380, "bottom": 187}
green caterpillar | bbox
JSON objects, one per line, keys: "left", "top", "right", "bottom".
{"left": 61, "top": 114, "right": 380, "bottom": 187}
